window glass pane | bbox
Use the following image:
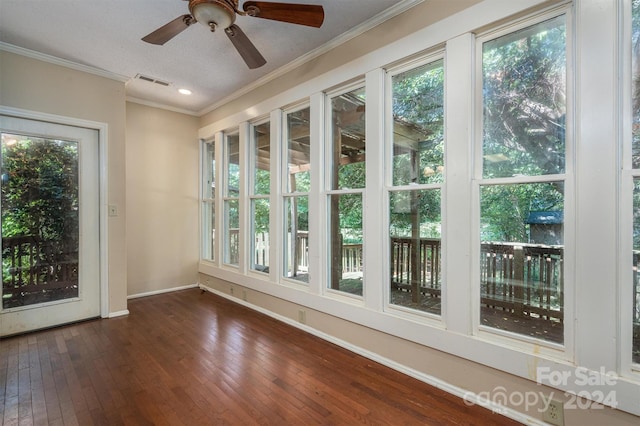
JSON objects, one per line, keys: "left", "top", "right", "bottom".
{"left": 253, "top": 122, "right": 270, "bottom": 195}
{"left": 329, "top": 193, "right": 363, "bottom": 295}
{"left": 330, "top": 87, "right": 366, "bottom": 190}
{"left": 482, "top": 16, "right": 566, "bottom": 178}
{"left": 226, "top": 132, "right": 240, "bottom": 197}
{"left": 203, "top": 202, "right": 215, "bottom": 262}
{"left": 203, "top": 142, "right": 215, "bottom": 199}
{"left": 633, "top": 0, "right": 640, "bottom": 168}
{"left": 224, "top": 199, "right": 239, "bottom": 266}
{"left": 251, "top": 198, "right": 270, "bottom": 273}
{"left": 287, "top": 108, "right": 311, "bottom": 193}
{"left": 392, "top": 60, "right": 444, "bottom": 186}
{"left": 202, "top": 141, "right": 215, "bottom": 261}
{"left": 389, "top": 189, "right": 441, "bottom": 315}
{"left": 480, "top": 182, "right": 564, "bottom": 343}
{"left": 283, "top": 195, "right": 309, "bottom": 283}
{"left": 633, "top": 179, "right": 640, "bottom": 363}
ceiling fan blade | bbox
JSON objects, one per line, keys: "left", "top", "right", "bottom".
{"left": 142, "top": 15, "right": 194, "bottom": 45}
{"left": 242, "top": 2, "right": 324, "bottom": 28}
{"left": 225, "top": 24, "right": 267, "bottom": 69}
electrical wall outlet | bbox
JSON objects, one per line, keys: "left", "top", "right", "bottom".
{"left": 298, "top": 309, "right": 306, "bottom": 324}
{"left": 242, "top": 289, "right": 247, "bottom": 301}
{"left": 543, "top": 399, "right": 564, "bottom": 426}
{"left": 230, "top": 286, "right": 234, "bottom": 295}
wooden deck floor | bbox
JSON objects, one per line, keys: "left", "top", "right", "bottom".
{"left": 1, "top": 289, "right": 521, "bottom": 425}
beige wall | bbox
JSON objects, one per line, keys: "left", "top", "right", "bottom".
{"left": 125, "top": 102, "right": 200, "bottom": 296}
{"left": 0, "top": 50, "right": 128, "bottom": 314}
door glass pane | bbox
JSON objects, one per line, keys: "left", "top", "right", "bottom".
{"left": 482, "top": 16, "right": 566, "bottom": 178}
{"left": 330, "top": 87, "right": 366, "bottom": 190}
{"left": 392, "top": 60, "right": 444, "bottom": 186}
{"left": 1, "top": 133, "right": 79, "bottom": 308}
{"left": 328, "top": 193, "right": 363, "bottom": 296}
{"left": 480, "top": 182, "right": 564, "bottom": 344}
{"left": 389, "top": 189, "right": 441, "bottom": 315}
{"left": 283, "top": 195, "right": 308, "bottom": 283}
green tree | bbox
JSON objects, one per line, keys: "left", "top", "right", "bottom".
{"left": 2, "top": 136, "right": 78, "bottom": 246}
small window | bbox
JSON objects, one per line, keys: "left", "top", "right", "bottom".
{"left": 201, "top": 140, "right": 215, "bottom": 261}
{"left": 327, "top": 86, "right": 366, "bottom": 296}
{"left": 250, "top": 121, "right": 271, "bottom": 274}
{"left": 223, "top": 131, "right": 240, "bottom": 266}
{"left": 283, "top": 107, "right": 311, "bottom": 283}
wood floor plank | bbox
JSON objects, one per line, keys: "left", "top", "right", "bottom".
{"left": 1, "top": 289, "right": 521, "bottom": 425}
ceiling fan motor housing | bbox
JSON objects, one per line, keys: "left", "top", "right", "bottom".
{"left": 189, "top": 0, "right": 237, "bottom": 30}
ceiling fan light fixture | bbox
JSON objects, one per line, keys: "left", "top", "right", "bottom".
{"left": 189, "top": 0, "right": 235, "bottom": 30}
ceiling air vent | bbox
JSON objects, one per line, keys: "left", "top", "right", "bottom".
{"left": 134, "top": 74, "right": 170, "bottom": 87}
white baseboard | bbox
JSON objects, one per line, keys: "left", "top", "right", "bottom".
{"left": 107, "top": 309, "right": 130, "bottom": 318}
{"left": 127, "top": 283, "right": 199, "bottom": 300}
{"left": 198, "top": 283, "right": 545, "bottom": 426}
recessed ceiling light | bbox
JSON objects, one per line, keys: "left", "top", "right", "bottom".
{"left": 178, "top": 88, "right": 192, "bottom": 95}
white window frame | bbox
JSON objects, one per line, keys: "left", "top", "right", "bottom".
{"left": 324, "top": 80, "right": 367, "bottom": 301}
{"left": 620, "top": 0, "right": 640, "bottom": 377}
{"left": 281, "top": 102, "right": 313, "bottom": 287}
{"left": 248, "top": 117, "right": 271, "bottom": 277}
{"left": 200, "top": 138, "right": 216, "bottom": 263}
{"left": 383, "top": 53, "right": 446, "bottom": 322}
{"left": 472, "top": 8, "right": 575, "bottom": 360}
{"left": 222, "top": 128, "right": 242, "bottom": 270}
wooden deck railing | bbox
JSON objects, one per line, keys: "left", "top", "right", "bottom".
{"left": 2, "top": 236, "right": 78, "bottom": 308}
{"left": 389, "top": 237, "right": 564, "bottom": 322}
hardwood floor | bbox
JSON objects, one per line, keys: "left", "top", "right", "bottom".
{"left": 1, "top": 289, "right": 520, "bottom": 425}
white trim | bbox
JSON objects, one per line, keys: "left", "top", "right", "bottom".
{"left": 0, "top": 42, "right": 129, "bottom": 83}
{"left": 127, "top": 283, "right": 199, "bottom": 300}
{"left": 107, "top": 309, "right": 130, "bottom": 318}
{"left": 126, "top": 97, "right": 198, "bottom": 117}
{"left": 198, "top": 284, "right": 545, "bottom": 426}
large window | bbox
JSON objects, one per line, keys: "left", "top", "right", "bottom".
{"left": 250, "top": 121, "right": 271, "bottom": 274}
{"left": 202, "top": 140, "right": 215, "bottom": 261}
{"left": 631, "top": 0, "right": 640, "bottom": 365}
{"left": 223, "top": 131, "right": 240, "bottom": 267}
{"left": 388, "top": 58, "right": 444, "bottom": 315}
{"left": 327, "top": 85, "right": 366, "bottom": 296}
{"left": 478, "top": 15, "right": 567, "bottom": 344}
{"left": 283, "top": 107, "right": 311, "bottom": 283}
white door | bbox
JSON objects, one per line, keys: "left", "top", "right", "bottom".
{"left": 0, "top": 115, "right": 100, "bottom": 336}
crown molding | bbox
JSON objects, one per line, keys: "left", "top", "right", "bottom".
{"left": 197, "top": 0, "right": 425, "bottom": 116}
{"left": 0, "top": 42, "right": 130, "bottom": 83}
{"left": 126, "top": 96, "right": 199, "bottom": 116}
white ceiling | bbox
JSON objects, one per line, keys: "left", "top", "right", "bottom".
{"left": 0, "top": 0, "right": 420, "bottom": 115}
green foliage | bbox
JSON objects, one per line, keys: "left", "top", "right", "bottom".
{"left": 1, "top": 136, "right": 78, "bottom": 245}
{"left": 482, "top": 16, "right": 566, "bottom": 178}
{"left": 392, "top": 60, "right": 445, "bottom": 187}
{"left": 480, "top": 183, "right": 563, "bottom": 242}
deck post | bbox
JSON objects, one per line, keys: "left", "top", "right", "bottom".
{"left": 513, "top": 245, "right": 524, "bottom": 317}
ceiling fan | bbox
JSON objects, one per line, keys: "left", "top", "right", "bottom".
{"left": 142, "top": 0, "right": 325, "bottom": 69}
